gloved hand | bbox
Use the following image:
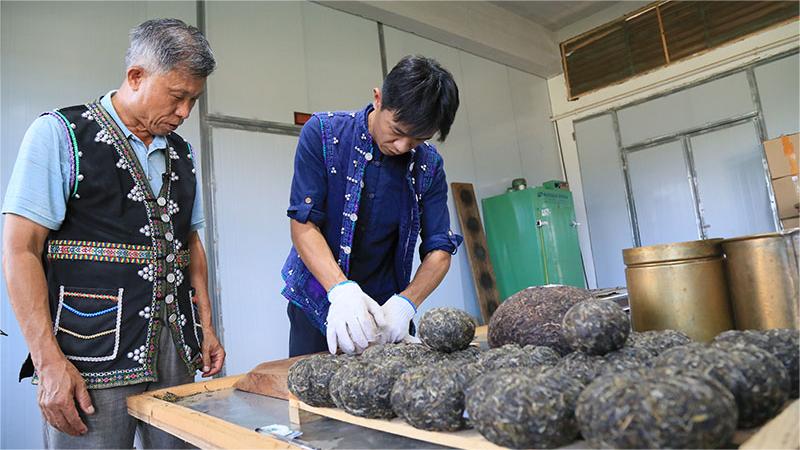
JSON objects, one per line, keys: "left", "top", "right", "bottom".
{"left": 326, "top": 281, "right": 386, "bottom": 355}
{"left": 379, "top": 294, "right": 419, "bottom": 344}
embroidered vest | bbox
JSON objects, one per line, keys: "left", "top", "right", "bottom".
{"left": 20, "top": 100, "right": 202, "bottom": 389}
{"left": 281, "top": 109, "right": 441, "bottom": 332}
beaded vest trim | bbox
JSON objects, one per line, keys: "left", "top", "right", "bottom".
{"left": 47, "top": 239, "right": 190, "bottom": 268}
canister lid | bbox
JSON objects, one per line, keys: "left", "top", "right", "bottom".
{"left": 721, "top": 228, "right": 799, "bottom": 245}
{"left": 623, "top": 238, "right": 724, "bottom": 265}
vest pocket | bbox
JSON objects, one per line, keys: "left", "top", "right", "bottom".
{"left": 53, "top": 286, "right": 123, "bottom": 362}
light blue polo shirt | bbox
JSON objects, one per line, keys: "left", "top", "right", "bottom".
{"left": 2, "top": 91, "right": 204, "bottom": 231}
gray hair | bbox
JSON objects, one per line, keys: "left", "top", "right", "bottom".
{"left": 125, "top": 18, "right": 215, "bottom": 78}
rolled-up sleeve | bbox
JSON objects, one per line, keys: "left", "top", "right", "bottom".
{"left": 287, "top": 116, "right": 327, "bottom": 226}
{"left": 419, "top": 158, "right": 463, "bottom": 259}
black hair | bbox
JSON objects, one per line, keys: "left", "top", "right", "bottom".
{"left": 381, "top": 55, "right": 459, "bottom": 142}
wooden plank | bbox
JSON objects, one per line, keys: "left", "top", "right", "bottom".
{"left": 451, "top": 182, "right": 501, "bottom": 324}
{"left": 289, "top": 397, "right": 506, "bottom": 450}
{"left": 234, "top": 355, "right": 311, "bottom": 400}
{"left": 740, "top": 399, "right": 799, "bottom": 449}
{"left": 127, "top": 379, "right": 290, "bottom": 449}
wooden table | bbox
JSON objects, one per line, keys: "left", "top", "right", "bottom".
{"left": 127, "top": 375, "right": 447, "bottom": 449}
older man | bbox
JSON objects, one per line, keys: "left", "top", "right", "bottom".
{"left": 282, "top": 55, "right": 463, "bottom": 356}
{"left": 2, "top": 19, "right": 224, "bottom": 448}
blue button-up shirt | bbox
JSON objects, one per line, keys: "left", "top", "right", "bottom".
{"left": 287, "top": 104, "right": 458, "bottom": 303}
{"left": 2, "top": 91, "right": 204, "bottom": 231}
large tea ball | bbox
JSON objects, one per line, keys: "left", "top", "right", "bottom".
{"left": 562, "top": 299, "right": 630, "bottom": 355}
{"left": 576, "top": 368, "right": 737, "bottom": 449}
{"left": 488, "top": 285, "right": 592, "bottom": 355}
{"left": 466, "top": 369, "right": 582, "bottom": 448}
{"left": 287, "top": 354, "right": 346, "bottom": 407}
{"left": 418, "top": 307, "right": 476, "bottom": 353}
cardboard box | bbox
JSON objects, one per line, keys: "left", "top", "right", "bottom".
{"left": 781, "top": 216, "right": 799, "bottom": 230}
{"left": 764, "top": 133, "right": 799, "bottom": 179}
{"left": 772, "top": 175, "right": 800, "bottom": 219}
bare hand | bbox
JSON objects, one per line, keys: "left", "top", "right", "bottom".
{"left": 37, "top": 357, "right": 94, "bottom": 436}
{"left": 200, "top": 329, "right": 225, "bottom": 377}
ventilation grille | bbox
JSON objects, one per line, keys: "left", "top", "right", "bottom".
{"left": 561, "top": 1, "right": 798, "bottom": 100}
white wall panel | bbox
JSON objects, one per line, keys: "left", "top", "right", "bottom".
{"left": 573, "top": 114, "right": 633, "bottom": 288}
{"left": 206, "top": 2, "right": 308, "bottom": 123}
{"left": 755, "top": 53, "right": 800, "bottom": 139}
{"left": 459, "top": 51, "right": 523, "bottom": 201}
{"left": 301, "top": 3, "right": 382, "bottom": 113}
{"left": 617, "top": 73, "right": 755, "bottom": 146}
{"left": 627, "top": 142, "right": 699, "bottom": 246}
{"left": 691, "top": 122, "right": 775, "bottom": 238}
{"left": 508, "top": 67, "right": 562, "bottom": 186}
{"left": 211, "top": 129, "right": 297, "bottom": 373}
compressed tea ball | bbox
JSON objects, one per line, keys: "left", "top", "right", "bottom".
{"left": 655, "top": 343, "right": 775, "bottom": 428}
{"left": 522, "top": 345, "right": 560, "bottom": 366}
{"left": 714, "top": 329, "right": 799, "bottom": 399}
{"left": 562, "top": 299, "right": 630, "bottom": 355}
{"left": 287, "top": 354, "right": 346, "bottom": 407}
{"left": 552, "top": 351, "right": 604, "bottom": 385}
{"left": 361, "top": 342, "right": 438, "bottom": 364}
{"left": 329, "top": 356, "right": 409, "bottom": 419}
{"left": 764, "top": 329, "right": 800, "bottom": 398}
{"left": 329, "top": 358, "right": 367, "bottom": 408}
{"left": 478, "top": 344, "right": 558, "bottom": 371}
{"left": 576, "top": 368, "right": 737, "bottom": 449}
{"left": 599, "top": 346, "right": 655, "bottom": 375}
{"left": 418, "top": 307, "right": 476, "bottom": 352}
{"left": 488, "top": 285, "right": 592, "bottom": 355}
{"left": 712, "top": 329, "right": 771, "bottom": 349}
{"left": 626, "top": 329, "right": 692, "bottom": 355}
{"left": 466, "top": 368, "right": 582, "bottom": 448}
{"left": 439, "top": 345, "right": 482, "bottom": 364}
{"left": 390, "top": 363, "right": 471, "bottom": 431}
{"left": 711, "top": 342, "right": 790, "bottom": 427}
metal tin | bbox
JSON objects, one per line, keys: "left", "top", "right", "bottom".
{"left": 623, "top": 239, "right": 734, "bottom": 342}
{"left": 721, "top": 228, "right": 799, "bottom": 330}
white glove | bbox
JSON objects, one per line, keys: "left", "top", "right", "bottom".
{"left": 326, "top": 281, "right": 386, "bottom": 355}
{"left": 379, "top": 294, "right": 419, "bottom": 344}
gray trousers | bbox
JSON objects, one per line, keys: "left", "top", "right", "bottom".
{"left": 43, "top": 324, "right": 195, "bottom": 449}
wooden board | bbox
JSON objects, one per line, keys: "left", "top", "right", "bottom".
{"left": 288, "top": 395, "right": 506, "bottom": 450}
{"left": 234, "top": 355, "right": 310, "bottom": 400}
{"left": 451, "top": 182, "right": 501, "bottom": 324}
{"left": 739, "top": 399, "right": 799, "bottom": 449}
{"left": 289, "top": 394, "right": 799, "bottom": 450}
{"left": 127, "top": 375, "right": 292, "bottom": 449}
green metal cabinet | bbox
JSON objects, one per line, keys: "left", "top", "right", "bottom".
{"left": 482, "top": 181, "right": 586, "bottom": 301}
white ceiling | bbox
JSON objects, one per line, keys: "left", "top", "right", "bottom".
{"left": 491, "top": 1, "right": 621, "bottom": 31}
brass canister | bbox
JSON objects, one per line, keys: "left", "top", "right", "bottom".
{"left": 721, "top": 228, "right": 799, "bottom": 330}
{"left": 623, "top": 239, "right": 734, "bottom": 342}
